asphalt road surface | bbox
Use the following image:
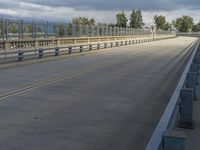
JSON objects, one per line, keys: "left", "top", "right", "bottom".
{"left": 0, "top": 37, "right": 198, "bottom": 150}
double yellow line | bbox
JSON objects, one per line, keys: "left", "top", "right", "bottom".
{"left": 0, "top": 44, "right": 166, "bottom": 101}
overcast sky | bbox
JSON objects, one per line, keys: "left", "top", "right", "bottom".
{"left": 0, "top": 0, "right": 199, "bottom": 24}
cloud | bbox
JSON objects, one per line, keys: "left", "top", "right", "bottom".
{"left": 18, "top": 0, "right": 200, "bottom": 11}
{"left": 0, "top": 0, "right": 199, "bottom": 24}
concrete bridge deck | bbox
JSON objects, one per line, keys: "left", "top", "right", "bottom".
{"left": 0, "top": 37, "right": 197, "bottom": 150}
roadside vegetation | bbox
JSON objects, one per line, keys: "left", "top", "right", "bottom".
{"left": 71, "top": 9, "right": 200, "bottom": 32}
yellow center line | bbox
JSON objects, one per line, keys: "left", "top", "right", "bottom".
{"left": 0, "top": 44, "right": 168, "bottom": 100}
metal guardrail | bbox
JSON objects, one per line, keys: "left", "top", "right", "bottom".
{"left": 146, "top": 39, "right": 200, "bottom": 150}
{"left": 0, "top": 36, "right": 174, "bottom": 64}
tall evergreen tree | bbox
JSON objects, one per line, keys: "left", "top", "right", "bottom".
{"left": 116, "top": 11, "right": 128, "bottom": 28}
{"left": 129, "top": 9, "right": 144, "bottom": 29}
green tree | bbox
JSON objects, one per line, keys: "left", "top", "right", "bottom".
{"left": 173, "top": 16, "right": 193, "bottom": 32}
{"left": 154, "top": 15, "right": 166, "bottom": 30}
{"left": 116, "top": 11, "right": 127, "bottom": 28}
{"left": 130, "top": 9, "right": 144, "bottom": 29}
{"left": 163, "top": 22, "right": 172, "bottom": 31}
{"left": 72, "top": 17, "right": 95, "bottom": 25}
{"left": 192, "top": 22, "right": 200, "bottom": 32}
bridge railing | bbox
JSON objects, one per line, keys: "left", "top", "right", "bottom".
{"left": 176, "top": 32, "right": 200, "bottom": 37}
{"left": 0, "top": 18, "right": 173, "bottom": 40}
{"left": 146, "top": 39, "right": 200, "bottom": 150}
{"left": 0, "top": 35, "right": 175, "bottom": 64}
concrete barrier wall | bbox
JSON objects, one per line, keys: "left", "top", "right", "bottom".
{"left": 0, "top": 34, "right": 176, "bottom": 64}
{"left": 0, "top": 34, "right": 176, "bottom": 53}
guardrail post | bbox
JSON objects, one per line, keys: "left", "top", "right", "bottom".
{"left": 186, "top": 72, "right": 197, "bottom": 100}
{"left": 104, "top": 43, "right": 107, "bottom": 48}
{"left": 38, "top": 48, "right": 43, "bottom": 58}
{"left": 89, "top": 45, "right": 92, "bottom": 51}
{"left": 80, "top": 45, "right": 83, "bottom": 52}
{"left": 55, "top": 47, "right": 59, "bottom": 56}
{"left": 163, "top": 130, "right": 186, "bottom": 150}
{"left": 18, "top": 50, "right": 24, "bottom": 61}
{"left": 178, "top": 88, "right": 194, "bottom": 129}
{"left": 116, "top": 42, "right": 118, "bottom": 47}
{"left": 110, "top": 42, "right": 113, "bottom": 48}
{"left": 68, "top": 46, "right": 72, "bottom": 54}
{"left": 97, "top": 43, "right": 100, "bottom": 49}
{"left": 191, "top": 63, "right": 199, "bottom": 76}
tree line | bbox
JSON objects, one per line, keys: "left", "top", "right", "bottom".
{"left": 1, "top": 9, "right": 200, "bottom": 38}
{"left": 71, "top": 10, "right": 200, "bottom": 32}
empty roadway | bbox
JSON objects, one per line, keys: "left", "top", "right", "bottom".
{"left": 0, "top": 37, "right": 197, "bottom": 150}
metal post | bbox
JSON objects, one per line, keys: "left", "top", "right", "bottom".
{"left": 18, "top": 50, "right": 24, "bottom": 61}
{"left": 86, "top": 25, "right": 89, "bottom": 37}
{"left": 89, "top": 45, "right": 92, "bottom": 51}
{"left": 110, "top": 27, "right": 112, "bottom": 36}
{"left": 124, "top": 28, "right": 126, "bottom": 36}
{"left": 101, "top": 26, "right": 104, "bottom": 36}
{"left": 43, "top": 21, "right": 46, "bottom": 38}
{"left": 64, "top": 23, "right": 67, "bottom": 37}
{"left": 5, "top": 19, "right": 8, "bottom": 39}
{"left": 80, "top": 45, "right": 83, "bottom": 52}
{"left": 55, "top": 47, "right": 59, "bottom": 56}
{"left": 72, "top": 24, "right": 76, "bottom": 37}
{"left": 79, "top": 24, "right": 82, "bottom": 37}
{"left": 2, "top": 19, "right": 4, "bottom": 40}
{"left": 21, "top": 20, "right": 24, "bottom": 39}
{"left": 97, "top": 26, "right": 99, "bottom": 37}
{"left": 46, "top": 22, "right": 49, "bottom": 38}
{"left": 178, "top": 88, "right": 194, "bottom": 129}
{"left": 35, "top": 21, "right": 37, "bottom": 39}
{"left": 186, "top": 72, "right": 197, "bottom": 100}
{"left": 38, "top": 48, "right": 43, "bottom": 58}
{"left": 18, "top": 20, "right": 21, "bottom": 39}
{"left": 91, "top": 25, "right": 94, "bottom": 37}
{"left": 104, "top": 43, "right": 107, "bottom": 48}
{"left": 117, "top": 27, "right": 119, "bottom": 36}
{"left": 97, "top": 43, "right": 100, "bottom": 49}
{"left": 68, "top": 46, "right": 72, "bottom": 54}
{"left": 191, "top": 63, "right": 199, "bottom": 76}
{"left": 31, "top": 20, "right": 34, "bottom": 38}
{"left": 163, "top": 130, "right": 186, "bottom": 150}
{"left": 106, "top": 26, "right": 108, "bottom": 36}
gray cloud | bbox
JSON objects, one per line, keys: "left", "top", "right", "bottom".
{"left": 0, "top": 0, "right": 199, "bottom": 23}
{"left": 18, "top": 0, "right": 200, "bottom": 11}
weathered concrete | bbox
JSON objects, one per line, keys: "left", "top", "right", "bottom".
{"left": 0, "top": 37, "right": 197, "bottom": 150}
